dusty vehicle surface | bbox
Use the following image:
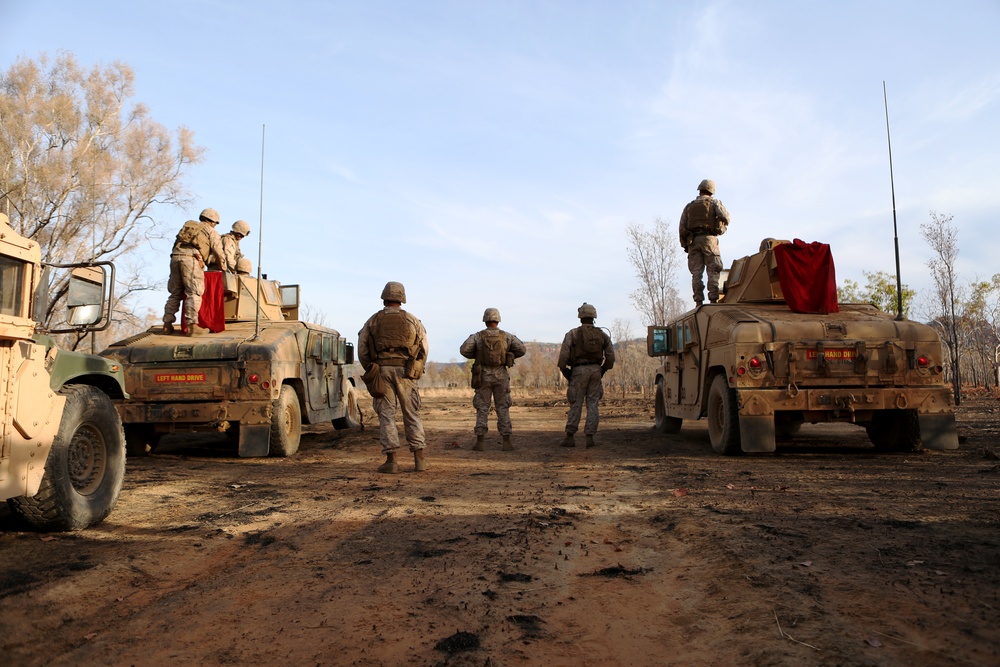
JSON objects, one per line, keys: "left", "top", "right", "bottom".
{"left": 648, "top": 238, "right": 959, "bottom": 455}
{"left": 0, "top": 215, "right": 127, "bottom": 530}
{"left": 100, "top": 271, "right": 360, "bottom": 458}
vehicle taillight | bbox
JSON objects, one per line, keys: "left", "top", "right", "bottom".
{"left": 916, "top": 355, "right": 930, "bottom": 368}
{"left": 748, "top": 357, "right": 763, "bottom": 370}
{"left": 248, "top": 373, "right": 261, "bottom": 384}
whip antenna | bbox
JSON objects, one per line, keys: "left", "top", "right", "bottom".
{"left": 883, "top": 82, "right": 904, "bottom": 320}
{"left": 254, "top": 124, "right": 265, "bottom": 339}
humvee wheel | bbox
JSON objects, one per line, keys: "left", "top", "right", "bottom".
{"left": 270, "top": 385, "right": 302, "bottom": 457}
{"left": 8, "top": 385, "right": 126, "bottom": 531}
{"left": 707, "top": 375, "right": 741, "bottom": 455}
{"left": 333, "top": 386, "right": 361, "bottom": 430}
{"left": 654, "top": 378, "right": 682, "bottom": 434}
{"left": 124, "top": 424, "right": 160, "bottom": 457}
{"left": 866, "top": 410, "right": 921, "bottom": 452}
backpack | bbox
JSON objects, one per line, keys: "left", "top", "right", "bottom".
{"left": 175, "top": 220, "right": 211, "bottom": 260}
{"left": 575, "top": 325, "right": 605, "bottom": 364}
{"left": 479, "top": 329, "right": 508, "bottom": 367}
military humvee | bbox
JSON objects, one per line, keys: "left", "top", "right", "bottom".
{"left": 100, "top": 271, "right": 360, "bottom": 458}
{"left": 647, "top": 238, "right": 959, "bottom": 455}
{"left": 0, "top": 214, "right": 128, "bottom": 530}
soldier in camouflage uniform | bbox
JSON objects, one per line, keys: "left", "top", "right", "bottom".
{"left": 557, "top": 303, "right": 615, "bottom": 448}
{"left": 459, "top": 308, "right": 526, "bottom": 451}
{"left": 162, "top": 208, "right": 225, "bottom": 336}
{"left": 210, "top": 219, "right": 251, "bottom": 273}
{"left": 678, "top": 179, "right": 730, "bottom": 305}
{"left": 357, "top": 281, "right": 430, "bottom": 473}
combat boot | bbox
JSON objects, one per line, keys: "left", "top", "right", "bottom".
{"left": 561, "top": 432, "right": 576, "bottom": 448}
{"left": 472, "top": 434, "right": 485, "bottom": 451}
{"left": 413, "top": 448, "right": 430, "bottom": 472}
{"left": 585, "top": 434, "right": 596, "bottom": 449}
{"left": 163, "top": 323, "right": 175, "bottom": 335}
{"left": 189, "top": 324, "right": 209, "bottom": 336}
{"left": 502, "top": 435, "right": 513, "bottom": 451}
{"left": 377, "top": 452, "right": 399, "bottom": 474}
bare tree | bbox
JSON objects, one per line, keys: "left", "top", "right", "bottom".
{"left": 0, "top": 51, "right": 205, "bottom": 344}
{"left": 625, "top": 217, "right": 684, "bottom": 326}
{"left": 920, "top": 211, "right": 962, "bottom": 403}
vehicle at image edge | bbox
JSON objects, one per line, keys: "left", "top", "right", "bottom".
{"left": 0, "top": 215, "right": 127, "bottom": 530}
{"left": 647, "top": 238, "right": 959, "bottom": 455}
{"left": 100, "top": 270, "right": 361, "bottom": 458}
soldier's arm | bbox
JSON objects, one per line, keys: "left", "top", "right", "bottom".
{"left": 601, "top": 333, "right": 616, "bottom": 372}
{"left": 714, "top": 200, "right": 730, "bottom": 228}
{"left": 557, "top": 332, "right": 573, "bottom": 369}
{"left": 508, "top": 333, "right": 527, "bottom": 358}
{"left": 209, "top": 230, "right": 226, "bottom": 268}
{"left": 459, "top": 334, "right": 478, "bottom": 359}
{"left": 413, "top": 316, "right": 429, "bottom": 362}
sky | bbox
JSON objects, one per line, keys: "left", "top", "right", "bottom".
{"left": 2, "top": 0, "right": 998, "bottom": 361}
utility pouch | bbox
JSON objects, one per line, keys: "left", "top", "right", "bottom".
{"left": 405, "top": 357, "right": 425, "bottom": 380}
{"left": 471, "top": 361, "right": 483, "bottom": 389}
{"left": 361, "top": 363, "right": 390, "bottom": 399}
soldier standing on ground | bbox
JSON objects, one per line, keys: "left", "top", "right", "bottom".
{"left": 678, "top": 179, "right": 730, "bottom": 305}
{"left": 459, "top": 308, "right": 527, "bottom": 451}
{"left": 557, "top": 303, "right": 615, "bottom": 448}
{"left": 357, "top": 281, "right": 430, "bottom": 474}
{"left": 211, "top": 219, "right": 251, "bottom": 272}
{"left": 162, "top": 208, "right": 225, "bottom": 336}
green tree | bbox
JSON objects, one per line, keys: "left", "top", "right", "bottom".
{"left": 838, "top": 270, "right": 915, "bottom": 317}
{"left": 0, "top": 51, "right": 204, "bottom": 346}
{"left": 920, "top": 211, "right": 962, "bottom": 403}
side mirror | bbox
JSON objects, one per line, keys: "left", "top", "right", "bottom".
{"left": 67, "top": 266, "right": 106, "bottom": 326}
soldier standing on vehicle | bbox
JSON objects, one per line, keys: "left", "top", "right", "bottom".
{"left": 357, "top": 281, "right": 430, "bottom": 474}
{"left": 162, "top": 208, "right": 225, "bottom": 336}
{"left": 557, "top": 303, "right": 615, "bottom": 448}
{"left": 678, "top": 179, "right": 730, "bottom": 305}
{"left": 459, "top": 308, "right": 527, "bottom": 451}
{"left": 210, "top": 219, "right": 251, "bottom": 273}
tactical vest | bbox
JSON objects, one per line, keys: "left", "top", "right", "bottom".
{"left": 374, "top": 309, "right": 418, "bottom": 359}
{"left": 574, "top": 325, "right": 605, "bottom": 364}
{"left": 478, "top": 329, "right": 508, "bottom": 367}
{"left": 685, "top": 198, "right": 715, "bottom": 235}
{"left": 175, "top": 220, "right": 211, "bottom": 261}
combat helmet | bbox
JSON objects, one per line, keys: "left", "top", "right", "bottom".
{"left": 236, "top": 257, "right": 252, "bottom": 274}
{"left": 483, "top": 307, "right": 501, "bottom": 323}
{"left": 697, "top": 179, "right": 716, "bottom": 195}
{"left": 199, "top": 207, "right": 220, "bottom": 224}
{"left": 577, "top": 302, "right": 597, "bottom": 319}
{"left": 380, "top": 281, "right": 406, "bottom": 304}
{"left": 232, "top": 220, "right": 251, "bottom": 237}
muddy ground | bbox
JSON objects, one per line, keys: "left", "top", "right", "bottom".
{"left": 1, "top": 390, "right": 998, "bottom": 667}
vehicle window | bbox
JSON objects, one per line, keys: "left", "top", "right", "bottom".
{"left": 308, "top": 332, "right": 322, "bottom": 359}
{"left": 322, "top": 336, "right": 332, "bottom": 362}
{"left": 0, "top": 255, "right": 26, "bottom": 317}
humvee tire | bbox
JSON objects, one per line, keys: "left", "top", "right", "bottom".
{"left": 654, "top": 378, "right": 682, "bottom": 434}
{"left": 707, "top": 375, "right": 741, "bottom": 455}
{"left": 866, "top": 409, "right": 921, "bottom": 452}
{"left": 124, "top": 424, "right": 160, "bottom": 457}
{"left": 8, "top": 385, "right": 126, "bottom": 531}
{"left": 333, "top": 386, "right": 361, "bottom": 430}
{"left": 269, "top": 385, "right": 302, "bottom": 457}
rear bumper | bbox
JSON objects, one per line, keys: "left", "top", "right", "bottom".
{"left": 116, "top": 400, "right": 272, "bottom": 427}
{"left": 736, "top": 386, "right": 954, "bottom": 417}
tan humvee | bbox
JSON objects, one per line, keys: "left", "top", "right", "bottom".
{"left": 101, "top": 271, "right": 360, "bottom": 458}
{"left": 647, "top": 239, "right": 959, "bottom": 455}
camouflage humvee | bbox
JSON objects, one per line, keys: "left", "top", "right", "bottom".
{"left": 0, "top": 214, "right": 127, "bottom": 530}
{"left": 101, "top": 271, "right": 360, "bottom": 458}
{"left": 647, "top": 239, "right": 959, "bottom": 455}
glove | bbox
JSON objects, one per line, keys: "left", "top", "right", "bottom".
{"left": 561, "top": 367, "right": 572, "bottom": 381}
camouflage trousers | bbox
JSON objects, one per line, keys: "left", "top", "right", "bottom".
{"left": 164, "top": 254, "right": 204, "bottom": 326}
{"left": 473, "top": 366, "right": 513, "bottom": 436}
{"left": 373, "top": 365, "right": 426, "bottom": 454}
{"left": 688, "top": 235, "right": 723, "bottom": 304}
{"left": 565, "top": 364, "right": 604, "bottom": 436}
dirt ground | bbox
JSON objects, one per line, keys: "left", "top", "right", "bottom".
{"left": 1, "top": 389, "right": 998, "bottom": 667}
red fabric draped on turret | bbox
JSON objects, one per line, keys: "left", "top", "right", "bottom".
{"left": 773, "top": 239, "right": 839, "bottom": 314}
{"left": 181, "top": 271, "right": 226, "bottom": 333}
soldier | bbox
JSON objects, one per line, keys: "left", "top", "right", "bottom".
{"left": 162, "top": 208, "right": 225, "bottom": 336}
{"left": 211, "top": 219, "right": 251, "bottom": 273}
{"left": 678, "top": 179, "right": 730, "bottom": 305}
{"left": 459, "top": 308, "right": 526, "bottom": 451}
{"left": 556, "top": 303, "right": 615, "bottom": 448}
{"left": 357, "top": 281, "right": 430, "bottom": 473}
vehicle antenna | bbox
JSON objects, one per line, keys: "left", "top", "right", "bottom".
{"left": 883, "top": 82, "right": 904, "bottom": 321}
{"left": 254, "top": 124, "right": 265, "bottom": 339}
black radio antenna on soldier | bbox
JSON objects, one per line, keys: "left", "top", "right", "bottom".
{"left": 883, "top": 81, "right": 904, "bottom": 321}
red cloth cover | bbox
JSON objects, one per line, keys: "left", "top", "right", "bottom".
{"left": 772, "top": 239, "right": 839, "bottom": 314}
{"left": 181, "top": 271, "right": 226, "bottom": 333}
